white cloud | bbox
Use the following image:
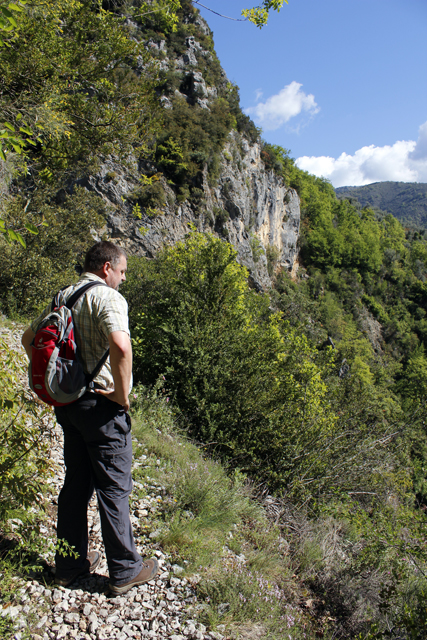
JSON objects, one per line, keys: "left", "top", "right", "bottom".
{"left": 409, "top": 120, "right": 427, "bottom": 161}
{"left": 296, "top": 121, "right": 427, "bottom": 187}
{"left": 245, "top": 81, "right": 319, "bottom": 131}
{"left": 255, "top": 88, "right": 263, "bottom": 102}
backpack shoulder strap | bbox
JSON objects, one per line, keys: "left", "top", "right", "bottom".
{"left": 50, "top": 281, "right": 107, "bottom": 312}
{"left": 87, "top": 349, "right": 110, "bottom": 384}
{"left": 65, "top": 281, "right": 108, "bottom": 309}
{"left": 66, "top": 281, "right": 111, "bottom": 384}
{"left": 51, "top": 285, "right": 69, "bottom": 312}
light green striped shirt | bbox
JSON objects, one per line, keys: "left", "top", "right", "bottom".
{"left": 31, "top": 273, "right": 132, "bottom": 392}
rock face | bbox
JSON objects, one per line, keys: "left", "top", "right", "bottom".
{"left": 86, "top": 134, "right": 300, "bottom": 290}
{"left": 81, "top": 14, "right": 301, "bottom": 289}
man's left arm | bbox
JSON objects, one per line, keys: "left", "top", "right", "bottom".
{"left": 95, "top": 330, "right": 132, "bottom": 411}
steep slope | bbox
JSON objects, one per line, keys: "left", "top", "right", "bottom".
{"left": 82, "top": 3, "right": 300, "bottom": 290}
{"left": 0, "top": 0, "right": 299, "bottom": 316}
{"left": 336, "top": 181, "right": 427, "bottom": 228}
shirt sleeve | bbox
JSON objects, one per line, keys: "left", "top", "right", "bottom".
{"left": 94, "top": 290, "right": 130, "bottom": 339}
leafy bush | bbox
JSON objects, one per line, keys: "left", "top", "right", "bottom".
{"left": 266, "top": 244, "right": 280, "bottom": 276}
{"left": 123, "top": 232, "right": 404, "bottom": 508}
{"left": 130, "top": 179, "right": 167, "bottom": 212}
{"left": 249, "top": 233, "right": 264, "bottom": 263}
{"left": 155, "top": 94, "right": 234, "bottom": 193}
{"left": 0, "top": 0, "right": 159, "bottom": 178}
{"left": 0, "top": 332, "right": 54, "bottom": 536}
{"left": 129, "top": 381, "right": 318, "bottom": 638}
{"left": 0, "top": 186, "right": 105, "bottom": 317}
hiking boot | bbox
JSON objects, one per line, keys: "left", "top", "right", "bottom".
{"left": 108, "top": 558, "right": 159, "bottom": 595}
{"left": 55, "top": 550, "right": 101, "bottom": 587}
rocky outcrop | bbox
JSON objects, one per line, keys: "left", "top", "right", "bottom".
{"left": 80, "top": 13, "right": 300, "bottom": 289}
{"left": 85, "top": 131, "right": 300, "bottom": 290}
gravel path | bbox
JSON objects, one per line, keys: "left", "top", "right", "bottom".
{"left": 0, "top": 322, "right": 225, "bottom": 640}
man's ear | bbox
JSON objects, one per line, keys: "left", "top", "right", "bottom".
{"left": 101, "top": 261, "right": 111, "bottom": 278}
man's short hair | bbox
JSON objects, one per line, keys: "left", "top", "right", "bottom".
{"left": 84, "top": 241, "right": 127, "bottom": 272}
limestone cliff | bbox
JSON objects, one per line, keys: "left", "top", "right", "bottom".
{"left": 82, "top": 11, "right": 300, "bottom": 289}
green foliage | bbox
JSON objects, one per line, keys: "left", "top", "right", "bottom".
{"left": 131, "top": 381, "right": 261, "bottom": 566}
{"left": 123, "top": 232, "right": 404, "bottom": 507}
{"left": 0, "top": 0, "right": 159, "bottom": 173}
{"left": 397, "top": 345, "right": 427, "bottom": 407}
{"left": 249, "top": 233, "right": 264, "bottom": 263}
{"left": 266, "top": 243, "right": 280, "bottom": 276}
{"left": 154, "top": 92, "right": 235, "bottom": 197}
{"left": 130, "top": 383, "right": 313, "bottom": 639}
{"left": 0, "top": 1, "right": 26, "bottom": 49}
{"left": 125, "top": 233, "right": 330, "bottom": 495}
{"left": 133, "top": 0, "right": 180, "bottom": 33}
{"left": 0, "top": 186, "right": 106, "bottom": 316}
{"left": 0, "top": 334, "right": 53, "bottom": 534}
{"left": 266, "top": 145, "right": 427, "bottom": 367}
{"left": 0, "top": 0, "right": 161, "bottom": 246}
{"left": 226, "top": 82, "right": 260, "bottom": 143}
{"left": 130, "top": 176, "right": 167, "bottom": 212}
{"left": 131, "top": 0, "right": 290, "bottom": 34}
{"left": 242, "top": 0, "right": 288, "bottom": 28}
{"left": 197, "top": 566, "right": 305, "bottom": 639}
{"left": 140, "top": 5, "right": 261, "bottom": 200}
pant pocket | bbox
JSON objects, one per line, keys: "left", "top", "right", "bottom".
{"left": 116, "top": 410, "right": 131, "bottom": 436}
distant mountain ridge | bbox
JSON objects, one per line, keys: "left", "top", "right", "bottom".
{"left": 335, "top": 181, "right": 427, "bottom": 229}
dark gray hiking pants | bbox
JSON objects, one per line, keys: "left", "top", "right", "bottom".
{"left": 54, "top": 393, "right": 142, "bottom": 586}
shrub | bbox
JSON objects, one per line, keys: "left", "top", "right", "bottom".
{"left": 266, "top": 244, "right": 280, "bottom": 275}
{"left": 0, "top": 186, "right": 105, "bottom": 317}
{"left": 123, "top": 232, "right": 401, "bottom": 504}
{"left": 0, "top": 333, "right": 54, "bottom": 537}
{"left": 249, "top": 233, "right": 264, "bottom": 263}
{"left": 131, "top": 180, "right": 167, "bottom": 211}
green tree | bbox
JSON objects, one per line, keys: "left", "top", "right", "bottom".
{"left": 0, "top": 0, "right": 160, "bottom": 244}
{"left": 0, "top": 186, "right": 106, "bottom": 316}
{"left": 123, "top": 232, "right": 403, "bottom": 504}
{"left": 141, "top": 0, "right": 288, "bottom": 28}
{"left": 241, "top": 0, "right": 287, "bottom": 27}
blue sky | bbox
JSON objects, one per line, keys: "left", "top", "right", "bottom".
{"left": 195, "top": 0, "right": 427, "bottom": 187}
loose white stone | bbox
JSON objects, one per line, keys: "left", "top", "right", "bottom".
{"left": 151, "top": 619, "right": 159, "bottom": 632}
{"left": 36, "top": 616, "right": 48, "bottom": 629}
{"left": 89, "top": 620, "right": 99, "bottom": 634}
{"left": 52, "top": 589, "right": 63, "bottom": 602}
{"left": 106, "top": 615, "right": 119, "bottom": 624}
{"left": 172, "top": 565, "right": 184, "bottom": 575}
{"left": 2, "top": 605, "right": 21, "bottom": 619}
{"left": 64, "top": 612, "right": 80, "bottom": 624}
{"left": 56, "top": 624, "right": 69, "bottom": 639}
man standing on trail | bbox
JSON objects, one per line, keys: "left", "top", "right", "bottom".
{"left": 21, "top": 241, "right": 158, "bottom": 595}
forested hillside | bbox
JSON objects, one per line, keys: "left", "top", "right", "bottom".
{"left": 2, "top": 2, "right": 427, "bottom": 639}
{"left": 336, "top": 181, "right": 427, "bottom": 229}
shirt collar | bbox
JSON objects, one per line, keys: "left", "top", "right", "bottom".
{"left": 79, "top": 272, "right": 106, "bottom": 284}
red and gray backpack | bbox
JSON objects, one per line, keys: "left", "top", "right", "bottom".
{"left": 29, "top": 282, "right": 109, "bottom": 406}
